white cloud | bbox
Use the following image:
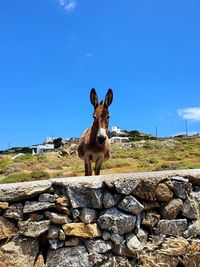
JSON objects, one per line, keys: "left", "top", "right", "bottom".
{"left": 178, "top": 107, "right": 200, "bottom": 121}
{"left": 58, "top": 0, "right": 77, "bottom": 12}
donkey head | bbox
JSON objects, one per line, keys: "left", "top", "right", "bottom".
{"left": 90, "top": 88, "right": 113, "bottom": 145}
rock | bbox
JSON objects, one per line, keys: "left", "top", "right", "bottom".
{"left": 56, "top": 195, "right": 70, "bottom": 206}
{"left": 19, "top": 220, "right": 50, "bottom": 237}
{"left": 171, "top": 176, "right": 192, "bottom": 199}
{"left": 98, "top": 208, "right": 136, "bottom": 235}
{"left": 39, "top": 193, "right": 56, "bottom": 202}
{"left": 49, "top": 239, "right": 64, "bottom": 250}
{"left": 34, "top": 253, "right": 46, "bottom": 267}
{"left": 72, "top": 209, "right": 80, "bottom": 220}
{"left": 79, "top": 208, "right": 97, "bottom": 223}
{"left": 182, "top": 191, "right": 200, "bottom": 219}
{"left": 134, "top": 179, "right": 161, "bottom": 201}
{"left": 155, "top": 183, "right": 173, "bottom": 202}
{"left": 113, "top": 194, "right": 122, "bottom": 205}
{"left": 118, "top": 195, "right": 144, "bottom": 214}
{"left": 100, "top": 256, "right": 131, "bottom": 267}
{"left": 161, "top": 198, "right": 183, "bottom": 219}
{"left": 183, "top": 221, "right": 200, "bottom": 238}
{"left": 0, "top": 202, "right": 9, "bottom": 209}
{"left": 103, "top": 191, "right": 115, "bottom": 208}
{"left": 85, "top": 239, "right": 112, "bottom": 254}
{"left": 46, "top": 246, "right": 92, "bottom": 267}
{"left": 141, "top": 200, "right": 160, "bottom": 210}
{"left": 155, "top": 219, "right": 187, "bottom": 236}
{"left": 102, "top": 231, "right": 111, "bottom": 241}
{"left": 4, "top": 203, "right": 23, "bottom": 220}
{"left": 0, "top": 180, "right": 52, "bottom": 201}
{"left": 44, "top": 211, "right": 70, "bottom": 224}
{"left": 126, "top": 233, "right": 144, "bottom": 251}
{"left": 59, "top": 229, "right": 66, "bottom": 240}
{"left": 62, "top": 223, "right": 101, "bottom": 238}
{"left": 135, "top": 228, "right": 148, "bottom": 242}
{"left": 142, "top": 211, "right": 160, "bottom": 227}
{"left": 67, "top": 187, "right": 103, "bottom": 209}
{"left": 47, "top": 225, "right": 60, "bottom": 239}
{"left": 65, "top": 237, "right": 80, "bottom": 246}
{"left": 0, "top": 216, "right": 16, "bottom": 240}
{"left": 114, "top": 179, "right": 139, "bottom": 195}
{"left": 89, "top": 253, "right": 108, "bottom": 266}
{"left": 0, "top": 236, "right": 39, "bottom": 267}
{"left": 23, "top": 201, "right": 55, "bottom": 213}
{"left": 112, "top": 243, "right": 135, "bottom": 258}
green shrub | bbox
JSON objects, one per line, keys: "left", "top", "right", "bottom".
{"left": 0, "top": 172, "right": 31, "bottom": 183}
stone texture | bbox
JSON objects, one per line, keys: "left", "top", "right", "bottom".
{"left": 44, "top": 211, "right": 70, "bottom": 224}
{"left": 103, "top": 191, "right": 115, "bottom": 208}
{"left": 135, "top": 228, "right": 148, "bottom": 243}
{"left": 110, "top": 233, "right": 125, "bottom": 245}
{"left": 141, "top": 200, "right": 160, "bottom": 210}
{"left": 49, "top": 239, "right": 64, "bottom": 250}
{"left": 65, "top": 237, "right": 80, "bottom": 246}
{"left": 155, "top": 183, "right": 173, "bottom": 202}
{"left": 19, "top": 220, "right": 50, "bottom": 237}
{"left": 23, "top": 201, "right": 55, "bottom": 213}
{"left": 85, "top": 239, "right": 112, "bottom": 254}
{"left": 47, "top": 225, "right": 60, "bottom": 239}
{"left": 79, "top": 207, "right": 97, "bottom": 223}
{"left": 67, "top": 187, "right": 103, "bottom": 209}
{"left": 0, "top": 180, "right": 52, "bottom": 201}
{"left": 155, "top": 219, "right": 187, "bottom": 236}
{"left": 0, "top": 202, "right": 9, "bottom": 209}
{"left": 0, "top": 216, "right": 16, "bottom": 240}
{"left": 183, "top": 221, "right": 200, "bottom": 238}
{"left": 62, "top": 223, "right": 101, "bottom": 238}
{"left": 59, "top": 229, "right": 65, "bottom": 240}
{"left": 39, "top": 193, "right": 56, "bottom": 202}
{"left": 56, "top": 195, "right": 70, "bottom": 206}
{"left": 4, "top": 203, "right": 23, "bottom": 220}
{"left": 34, "top": 253, "right": 46, "bottom": 267}
{"left": 118, "top": 195, "right": 144, "bottom": 214}
{"left": 46, "top": 246, "right": 92, "bottom": 267}
{"left": 182, "top": 191, "right": 200, "bottom": 219}
{"left": 171, "top": 176, "right": 192, "bottom": 199}
{"left": 142, "top": 211, "right": 160, "bottom": 227}
{"left": 161, "top": 198, "right": 183, "bottom": 219}
{"left": 98, "top": 208, "right": 136, "bottom": 235}
{"left": 0, "top": 236, "right": 39, "bottom": 267}
{"left": 114, "top": 179, "right": 139, "bottom": 195}
{"left": 126, "top": 233, "right": 144, "bottom": 251}
{"left": 72, "top": 209, "right": 80, "bottom": 220}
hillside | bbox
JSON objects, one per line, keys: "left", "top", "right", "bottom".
{"left": 0, "top": 137, "right": 200, "bottom": 183}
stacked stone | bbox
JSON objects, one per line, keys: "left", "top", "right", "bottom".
{"left": 0, "top": 170, "right": 200, "bottom": 267}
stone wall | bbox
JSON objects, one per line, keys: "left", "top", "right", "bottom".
{"left": 0, "top": 169, "right": 200, "bottom": 267}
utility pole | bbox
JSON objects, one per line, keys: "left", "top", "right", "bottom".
{"left": 185, "top": 120, "right": 188, "bottom": 136}
{"left": 156, "top": 126, "right": 158, "bottom": 139}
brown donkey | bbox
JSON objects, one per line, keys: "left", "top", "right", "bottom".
{"left": 78, "top": 88, "right": 113, "bottom": 176}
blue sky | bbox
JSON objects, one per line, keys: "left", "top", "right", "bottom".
{"left": 0, "top": 0, "right": 200, "bottom": 150}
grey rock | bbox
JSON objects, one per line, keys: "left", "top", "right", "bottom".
{"left": 44, "top": 211, "right": 70, "bottom": 224}
{"left": 0, "top": 236, "right": 39, "bottom": 267}
{"left": 183, "top": 221, "right": 200, "bottom": 238}
{"left": 112, "top": 243, "right": 135, "bottom": 258}
{"left": 110, "top": 233, "right": 125, "bottom": 245}
{"left": 89, "top": 253, "right": 108, "bottom": 266}
{"left": 126, "top": 233, "right": 145, "bottom": 251}
{"left": 103, "top": 192, "right": 115, "bottom": 208}
{"left": 155, "top": 219, "right": 187, "bottom": 236}
{"left": 183, "top": 192, "right": 200, "bottom": 219}
{"left": 0, "top": 180, "right": 52, "bottom": 201}
{"left": 135, "top": 228, "right": 148, "bottom": 242}
{"left": 79, "top": 208, "right": 97, "bottom": 223}
{"left": 114, "top": 179, "right": 139, "bottom": 195}
{"left": 171, "top": 176, "right": 192, "bottom": 199}
{"left": 118, "top": 195, "right": 144, "bottom": 214}
{"left": 113, "top": 194, "right": 122, "bottom": 205}
{"left": 46, "top": 246, "right": 92, "bottom": 267}
{"left": 19, "top": 220, "right": 50, "bottom": 237}
{"left": 85, "top": 239, "right": 112, "bottom": 254}
{"left": 4, "top": 203, "right": 23, "bottom": 220}
{"left": 102, "top": 231, "right": 111, "bottom": 241}
{"left": 39, "top": 193, "right": 56, "bottom": 202}
{"left": 23, "top": 201, "right": 55, "bottom": 213}
{"left": 47, "top": 225, "right": 60, "bottom": 239}
{"left": 65, "top": 237, "right": 80, "bottom": 246}
{"left": 67, "top": 187, "right": 103, "bottom": 209}
{"left": 142, "top": 211, "right": 160, "bottom": 227}
{"left": 98, "top": 208, "right": 136, "bottom": 235}
{"left": 72, "top": 209, "right": 80, "bottom": 220}
{"left": 49, "top": 239, "right": 64, "bottom": 250}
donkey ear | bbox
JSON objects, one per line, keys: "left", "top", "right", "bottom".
{"left": 104, "top": 88, "right": 113, "bottom": 108}
{"left": 90, "top": 88, "right": 98, "bottom": 108}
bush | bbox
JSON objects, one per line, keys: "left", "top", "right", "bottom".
{"left": 0, "top": 172, "right": 31, "bottom": 183}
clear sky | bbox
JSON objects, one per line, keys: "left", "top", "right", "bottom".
{"left": 0, "top": 0, "right": 200, "bottom": 150}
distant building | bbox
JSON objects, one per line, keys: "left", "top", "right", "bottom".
{"left": 31, "top": 144, "right": 54, "bottom": 154}
{"left": 112, "top": 126, "right": 122, "bottom": 134}
{"left": 109, "top": 137, "right": 129, "bottom": 143}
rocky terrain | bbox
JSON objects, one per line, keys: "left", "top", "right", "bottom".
{"left": 0, "top": 169, "right": 200, "bottom": 266}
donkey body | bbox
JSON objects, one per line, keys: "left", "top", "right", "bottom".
{"left": 78, "top": 88, "right": 113, "bottom": 176}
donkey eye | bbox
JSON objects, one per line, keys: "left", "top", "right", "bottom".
{"left": 107, "top": 115, "right": 110, "bottom": 119}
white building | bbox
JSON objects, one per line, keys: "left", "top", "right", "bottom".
{"left": 112, "top": 126, "right": 122, "bottom": 134}
{"left": 31, "top": 144, "right": 54, "bottom": 154}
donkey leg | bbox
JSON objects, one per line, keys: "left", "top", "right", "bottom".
{"left": 95, "top": 158, "right": 103, "bottom": 175}
{"left": 84, "top": 157, "right": 92, "bottom": 176}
